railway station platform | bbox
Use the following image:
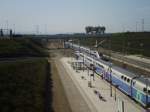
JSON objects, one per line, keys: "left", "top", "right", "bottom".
{"left": 61, "top": 57, "right": 147, "bottom": 112}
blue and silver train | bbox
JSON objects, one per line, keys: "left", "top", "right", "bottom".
{"left": 65, "top": 42, "right": 100, "bottom": 58}
{"left": 65, "top": 42, "right": 150, "bottom": 108}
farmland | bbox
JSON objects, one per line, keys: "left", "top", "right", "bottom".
{"left": 77, "top": 32, "right": 150, "bottom": 57}
{"left": 0, "top": 38, "right": 71, "bottom": 112}
{"left": 0, "top": 39, "right": 48, "bottom": 58}
{"left": 0, "top": 58, "right": 49, "bottom": 112}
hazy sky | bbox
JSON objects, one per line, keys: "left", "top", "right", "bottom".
{"left": 0, "top": 0, "right": 150, "bottom": 34}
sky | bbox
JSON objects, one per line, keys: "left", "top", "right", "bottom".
{"left": 0, "top": 0, "right": 150, "bottom": 34}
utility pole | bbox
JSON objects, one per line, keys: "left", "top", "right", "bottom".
{"left": 142, "top": 19, "right": 144, "bottom": 32}
{"left": 44, "top": 24, "right": 47, "bottom": 34}
{"left": 78, "top": 39, "right": 80, "bottom": 52}
{"left": 13, "top": 24, "right": 15, "bottom": 34}
{"left": 136, "top": 21, "right": 138, "bottom": 32}
{"left": 83, "top": 53, "right": 84, "bottom": 72}
{"left": 36, "top": 25, "right": 39, "bottom": 35}
{"left": 122, "top": 35, "right": 127, "bottom": 68}
{"left": 6, "top": 20, "right": 8, "bottom": 30}
{"left": 122, "top": 25, "right": 125, "bottom": 32}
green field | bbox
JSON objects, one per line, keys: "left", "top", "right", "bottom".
{"left": 0, "top": 58, "right": 49, "bottom": 112}
{"left": 77, "top": 32, "right": 150, "bottom": 57}
{"left": 0, "top": 39, "right": 48, "bottom": 57}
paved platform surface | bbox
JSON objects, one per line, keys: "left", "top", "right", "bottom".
{"left": 55, "top": 59, "right": 92, "bottom": 112}
{"left": 61, "top": 57, "right": 147, "bottom": 112}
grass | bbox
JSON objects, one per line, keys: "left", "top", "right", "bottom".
{"left": 0, "top": 39, "right": 49, "bottom": 58}
{"left": 77, "top": 32, "right": 150, "bottom": 57}
{"left": 0, "top": 58, "right": 48, "bottom": 112}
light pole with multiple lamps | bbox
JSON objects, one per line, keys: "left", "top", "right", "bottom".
{"left": 108, "top": 37, "right": 113, "bottom": 97}
{"left": 114, "top": 84, "right": 119, "bottom": 101}
{"left": 109, "top": 63, "right": 112, "bottom": 97}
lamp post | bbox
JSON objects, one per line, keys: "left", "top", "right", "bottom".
{"left": 83, "top": 53, "right": 85, "bottom": 72}
{"left": 109, "top": 63, "right": 112, "bottom": 97}
{"left": 108, "top": 36, "right": 112, "bottom": 97}
{"left": 87, "top": 66, "right": 89, "bottom": 76}
{"left": 76, "top": 61, "right": 78, "bottom": 72}
{"left": 78, "top": 39, "right": 80, "bottom": 52}
{"left": 114, "top": 84, "right": 119, "bottom": 101}
{"left": 90, "top": 64, "right": 95, "bottom": 81}
{"left": 75, "top": 54, "right": 79, "bottom": 72}
{"left": 145, "top": 78, "right": 148, "bottom": 108}
{"left": 92, "top": 64, "right": 95, "bottom": 81}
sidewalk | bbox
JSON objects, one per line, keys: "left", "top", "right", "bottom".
{"left": 61, "top": 57, "right": 146, "bottom": 112}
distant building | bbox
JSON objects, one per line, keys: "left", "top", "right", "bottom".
{"left": 85, "top": 26, "right": 106, "bottom": 35}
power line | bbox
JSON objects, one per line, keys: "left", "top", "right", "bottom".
{"left": 142, "top": 19, "right": 144, "bottom": 32}
{"left": 6, "top": 20, "right": 8, "bottom": 29}
{"left": 44, "top": 24, "right": 47, "bottom": 34}
{"left": 136, "top": 21, "right": 138, "bottom": 32}
{"left": 36, "top": 25, "right": 39, "bottom": 35}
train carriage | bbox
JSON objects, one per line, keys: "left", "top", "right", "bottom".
{"left": 76, "top": 52, "right": 150, "bottom": 107}
{"left": 66, "top": 42, "right": 150, "bottom": 108}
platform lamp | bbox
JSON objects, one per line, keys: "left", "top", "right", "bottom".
{"left": 145, "top": 77, "right": 148, "bottom": 108}
{"left": 114, "top": 84, "right": 119, "bottom": 101}
{"left": 108, "top": 36, "right": 113, "bottom": 97}
{"left": 109, "top": 63, "right": 113, "bottom": 97}
{"left": 87, "top": 65, "right": 89, "bottom": 76}
{"left": 83, "top": 53, "right": 85, "bottom": 72}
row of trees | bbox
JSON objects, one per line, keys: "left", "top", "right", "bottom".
{"left": 85, "top": 26, "right": 106, "bottom": 34}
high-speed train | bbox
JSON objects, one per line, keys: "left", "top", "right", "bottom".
{"left": 65, "top": 42, "right": 150, "bottom": 108}
{"left": 65, "top": 42, "right": 100, "bottom": 58}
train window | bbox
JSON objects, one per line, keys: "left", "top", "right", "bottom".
{"left": 121, "top": 76, "right": 124, "bottom": 79}
{"left": 127, "top": 78, "right": 130, "bottom": 83}
{"left": 97, "top": 64, "right": 104, "bottom": 68}
{"left": 148, "top": 90, "right": 150, "bottom": 94}
{"left": 143, "top": 88, "right": 147, "bottom": 92}
{"left": 124, "top": 77, "right": 127, "bottom": 81}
